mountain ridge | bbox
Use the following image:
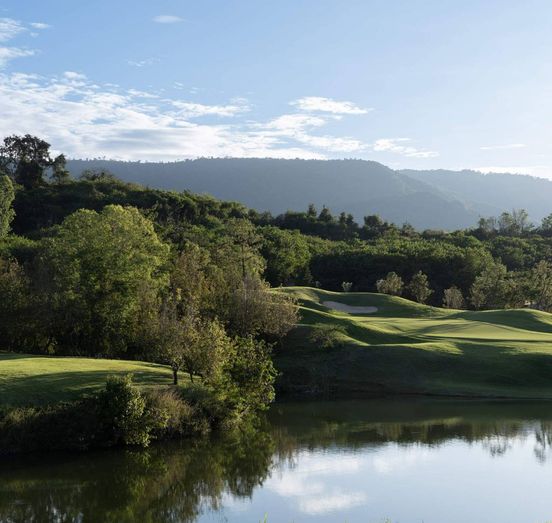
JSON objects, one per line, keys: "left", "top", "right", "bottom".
{"left": 66, "top": 158, "right": 552, "bottom": 230}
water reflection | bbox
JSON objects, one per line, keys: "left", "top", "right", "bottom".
{"left": 2, "top": 399, "right": 552, "bottom": 523}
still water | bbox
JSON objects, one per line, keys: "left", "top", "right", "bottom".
{"left": 2, "top": 398, "right": 552, "bottom": 523}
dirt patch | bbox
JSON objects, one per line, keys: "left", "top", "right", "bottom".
{"left": 322, "top": 301, "right": 378, "bottom": 314}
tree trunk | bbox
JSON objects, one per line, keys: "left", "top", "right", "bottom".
{"left": 173, "top": 368, "right": 178, "bottom": 385}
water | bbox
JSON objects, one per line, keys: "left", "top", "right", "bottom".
{"left": 2, "top": 398, "right": 552, "bottom": 523}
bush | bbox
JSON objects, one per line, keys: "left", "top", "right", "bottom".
{"left": 145, "top": 387, "right": 199, "bottom": 437}
{"left": 308, "top": 323, "right": 347, "bottom": 349}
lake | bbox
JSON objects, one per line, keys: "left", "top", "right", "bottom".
{"left": 2, "top": 398, "right": 552, "bottom": 523}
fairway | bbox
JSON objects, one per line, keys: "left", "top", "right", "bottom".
{"left": 276, "top": 287, "right": 552, "bottom": 398}
{"left": 0, "top": 353, "right": 175, "bottom": 407}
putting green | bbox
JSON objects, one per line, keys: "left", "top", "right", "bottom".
{"left": 276, "top": 287, "right": 552, "bottom": 398}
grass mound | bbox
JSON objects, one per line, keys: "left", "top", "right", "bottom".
{"left": 0, "top": 353, "right": 175, "bottom": 407}
{"left": 276, "top": 287, "right": 552, "bottom": 398}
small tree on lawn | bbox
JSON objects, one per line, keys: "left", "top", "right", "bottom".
{"left": 443, "top": 286, "right": 464, "bottom": 309}
{"left": 408, "top": 271, "right": 433, "bottom": 304}
{"left": 376, "top": 272, "right": 404, "bottom": 296}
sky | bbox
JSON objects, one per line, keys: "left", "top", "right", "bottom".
{"left": 1, "top": 0, "right": 552, "bottom": 177}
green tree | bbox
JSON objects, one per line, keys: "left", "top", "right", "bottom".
{"left": 226, "top": 275, "right": 298, "bottom": 339}
{"left": 469, "top": 262, "right": 521, "bottom": 309}
{"left": 261, "top": 226, "right": 311, "bottom": 286}
{"left": 528, "top": 260, "right": 552, "bottom": 311}
{"left": 50, "top": 154, "right": 70, "bottom": 184}
{"left": 212, "top": 336, "right": 277, "bottom": 418}
{"left": 0, "top": 134, "right": 52, "bottom": 188}
{"left": 376, "top": 272, "right": 404, "bottom": 296}
{"left": 40, "top": 205, "right": 170, "bottom": 355}
{"left": 0, "top": 175, "right": 15, "bottom": 238}
{"left": 408, "top": 271, "right": 433, "bottom": 303}
{"left": 443, "top": 286, "right": 464, "bottom": 309}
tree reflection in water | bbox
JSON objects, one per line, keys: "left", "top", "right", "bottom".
{"left": 2, "top": 399, "right": 552, "bottom": 522}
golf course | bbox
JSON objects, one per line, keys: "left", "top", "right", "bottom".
{"left": 0, "top": 353, "right": 175, "bottom": 407}
{"left": 275, "top": 287, "right": 552, "bottom": 398}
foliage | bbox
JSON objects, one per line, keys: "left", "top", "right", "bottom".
{"left": 37, "top": 205, "right": 170, "bottom": 355}
{"left": 376, "top": 272, "right": 404, "bottom": 296}
{"left": 0, "top": 175, "right": 15, "bottom": 238}
{"left": 442, "top": 286, "right": 464, "bottom": 309}
{"left": 407, "top": 270, "right": 433, "bottom": 303}
{"left": 308, "top": 323, "right": 347, "bottom": 349}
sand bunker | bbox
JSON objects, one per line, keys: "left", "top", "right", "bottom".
{"left": 322, "top": 301, "right": 378, "bottom": 314}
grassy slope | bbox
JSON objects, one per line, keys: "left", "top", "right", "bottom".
{"left": 0, "top": 353, "right": 176, "bottom": 407}
{"left": 276, "top": 287, "right": 552, "bottom": 398}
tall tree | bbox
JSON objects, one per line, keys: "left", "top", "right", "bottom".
{"left": 0, "top": 135, "right": 52, "bottom": 189}
{"left": 40, "top": 205, "right": 170, "bottom": 355}
{"left": 0, "top": 175, "right": 15, "bottom": 238}
{"left": 408, "top": 271, "right": 433, "bottom": 303}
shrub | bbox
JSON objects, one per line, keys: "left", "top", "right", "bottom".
{"left": 145, "top": 387, "right": 197, "bottom": 437}
{"left": 308, "top": 323, "right": 347, "bottom": 349}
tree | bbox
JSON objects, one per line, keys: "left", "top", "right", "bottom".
{"left": 226, "top": 275, "right": 298, "bottom": 339}
{"left": 469, "top": 262, "right": 521, "bottom": 310}
{"left": 261, "top": 226, "right": 311, "bottom": 286}
{"left": 341, "top": 281, "right": 353, "bottom": 292}
{"left": 51, "top": 154, "right": 70, "bottom": 184}
{"left": 528, "top": 261, "right": 552, "bottom": 311}
{"left": 0, "top": 134, "right": 52, "bottom": 188}
{"left": 212, "top": 336, "right": 277, "bottom": 417}
{"left": 407, "top": 271, "right": 433, "bottom": 303}
{"left": 540, "top": 214, "right": 552, "bottom": 235}
{"left": 226, "top": 218, "right": 264, "bottom": 279}
{"left": 376, "top": 272, "right": 404, "bottom": 296}
{"left": 40, "top": 205, "right": 170, "bottom": 355}
{"left": 0, "top": 175, "right": 15, "bottom": 238}
{"left": 443, "top": 286, "right": 464, "bottom": 309}
{"left": 152, "top": 300, "right": 230, "bottom": 385}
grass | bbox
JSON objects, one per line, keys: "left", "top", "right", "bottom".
{"left": 276, "top": 287, "right": 552, "bottom": 399}
{"left": 0, "top": 352, "right": 176, "bottom": 407}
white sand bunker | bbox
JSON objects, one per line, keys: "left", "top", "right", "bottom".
{"left": 322, "top": 301, "right": 378, "bottom": 314}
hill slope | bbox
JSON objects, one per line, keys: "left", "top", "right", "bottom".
{"left": 0, "top": 353, "right": 175, "bottom": 406}
{"left": 276, "top": 287, "right": 552, "bottom": 398}
{"left": 67, "top": 158, "right": 552, "bottom": 230}
{"left": 67, "top": 158, "right": 478, "bottom": 230}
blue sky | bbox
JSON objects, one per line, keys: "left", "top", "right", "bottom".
{"left": 1, "top": 0, "right": 552, "bottom": 176}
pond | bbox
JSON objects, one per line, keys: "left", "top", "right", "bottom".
{"left": 2, "top": 398, "right": 552, "bottom": 522}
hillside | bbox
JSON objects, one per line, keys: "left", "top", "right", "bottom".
{"left": 276, "top": 287, "right": 552, "bottom": 398}
{"left": 67, "top": 158, "right": 552, "bottom": 230}
{"left": 0, "top": 353, "right": 175, "bottom": 406}
{"left": 67, "top": 158, "right": 478, "bottom": 230}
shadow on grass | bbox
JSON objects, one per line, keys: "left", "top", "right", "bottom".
{"left": 0, "top": 368, "right": 173, "bottom": 407}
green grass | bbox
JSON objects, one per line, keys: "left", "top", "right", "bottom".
{"left": 0, "top": 353, "right": 177, "bottom": 407}
{"left": 276, "top": 287, "right": 552, "bottom": 399}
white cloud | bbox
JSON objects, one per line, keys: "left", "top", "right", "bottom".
{"left": 0, "top": 47, "right": 34, "bottom": 68}
{"left": 152, "top": 15, "right": 184, "bottom": 24}
{"left": 257, "top": 113, "right": 366, "bottom": 153}
{"left": 0, "top": 18, "right": 25, "bottom": 42}
{"left": 480, "top": 143, "right": 526, "bottom": 150}
{"left": 0, "top": 18, "right": 36, "bottom": 68}
{"left": 29, "top": 22, "right": 50, "bottom": 30}
{"left": 63, "top": 71, "right": 87, "bottom": 80}
{"left": 127, "top": 58, "right": 158, "bottom": 68}
{"left": 373, "top": 137, "right": 438, "bottom": 158}
{"left": 171, "top": 100, "right": 250, "bottom": 118}
{"left": 291, "top": 96, "right": 370, "bottom": 115}
{"left": 0, "top": 71, "right": 336, "bottom": 160}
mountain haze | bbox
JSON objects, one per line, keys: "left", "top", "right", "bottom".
{"left": 67, "top": 158, "right": 552, "bottom": 230}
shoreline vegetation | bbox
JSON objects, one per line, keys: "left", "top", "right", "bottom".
{"left": 3, "top": 134, "right": 552, "bottom": 454}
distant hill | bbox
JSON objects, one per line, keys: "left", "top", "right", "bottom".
{"left": 66, "top": 158, "right": 552, "bottom": 230}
